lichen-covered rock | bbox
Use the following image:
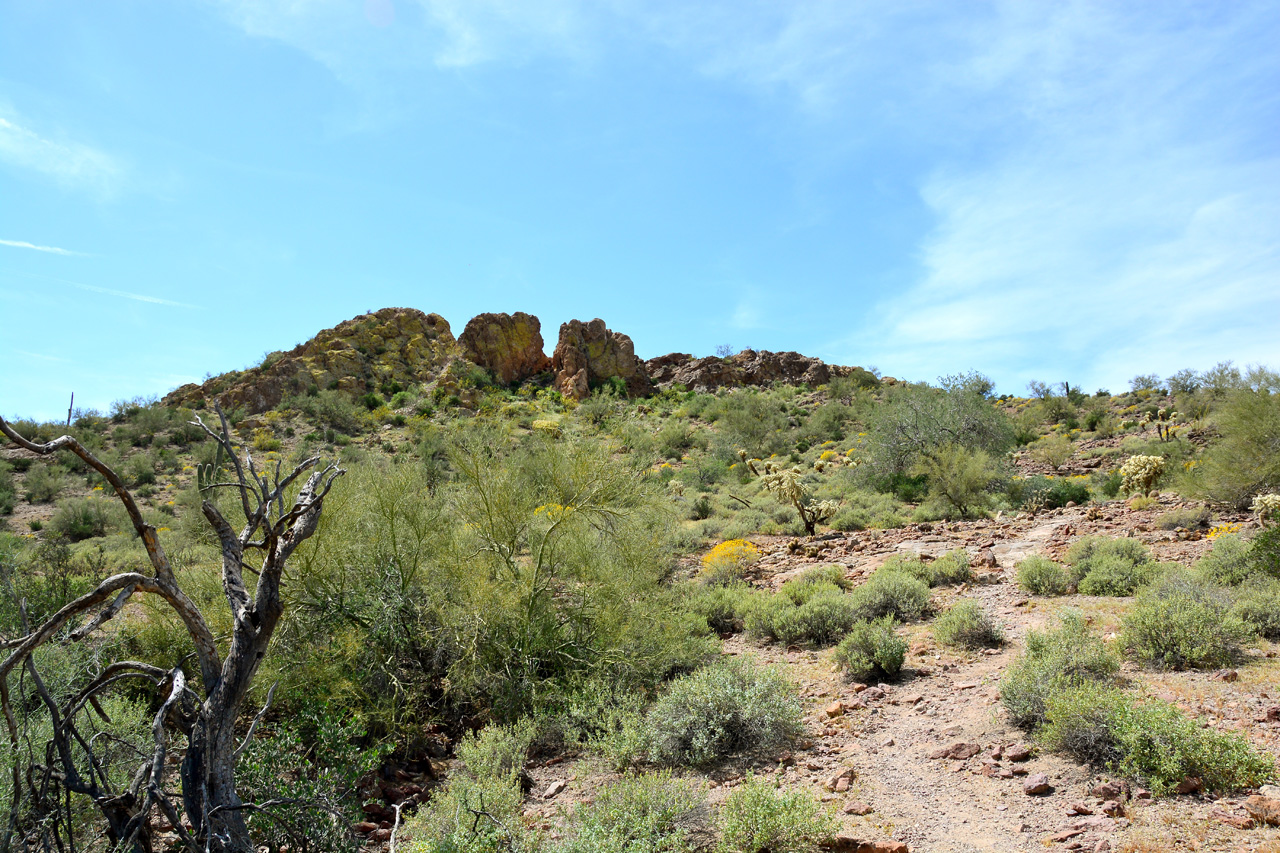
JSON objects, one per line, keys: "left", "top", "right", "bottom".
{"left": 551, "top": 319, "right": 654, "bottom": 400}
{"left": 646, "top": 349, "right": 864, "bottom": 392}
{"left": 163, "top": 308, "right": 458, "bottom": 414}
{"left": 458, "top": 312, "right": 550, "bottom": 385}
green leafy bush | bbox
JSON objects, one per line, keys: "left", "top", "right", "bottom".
{"left": 715, "top": 776, "right": 837, "bottom": 853}
{"left": 22, "top": 462, "right": 65, "bottom": 503}
{"left": 1035, "top": 686, "right": 1275, "bottom": 795}
{"left": 639, "top": 657, "right": 803, "bottom": 767}
{"left": 1187, "top": 384, "right": 1280, "bottom": 509}
{"left": 744, "top": 589, "right": 858, "bottom": 647}
{"left": 1067, "top": 537, "right": 1157, "bottom": 595}
{"left": 880, "top": 549, "right": 971, "bottom": 587}
{"left": 1111, "top": 698, "right": 1274, "bottom": 795}
{"left": 1123, "top": 571, "right": 1253, "bottom": 670}
{"left": 848, "top": 569, "right": 930, "bottom": 622}
{"left": 913, "top": 444, "right": 1000, "bottom": 519}
{"left": 1009, "top": 475, "right": 1091, "bottom": 510}
{"left": 1016, "top": 554, "right": 1070, "bottom": 596}
{"left": 1232, "top": 577, "right": 1280, "bottom": 639}
{"left": 1001, "top": 614, "right": 1119, "bottom": 729}
{"left": 1154, "top": 507, "right": 1210, "bottom": 531}
{"left": 932, "top": 600, "right": 1003, "bottom": 649}
{"left": 687, "top": 583, "right": 757, "bottom": 634}
{"left": 832, "top": 617, "right": 906, "bottom": 683}
{"left": 551, "top": 771, "right": 706, "bottom": 853}
{"left": 1195, "top": 534, "right": 1259, "bottom": 586}
{"left": 0, "top": 461, "right": 14, "bottom": 515}
{"left": 49, "top": 496, "right": 117, "bottom": 541}
{"left": 405, "top": 723, "right": 534, "bottom": 853}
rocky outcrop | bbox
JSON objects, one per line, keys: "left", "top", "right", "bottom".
{"left": 646, "top": 349, "right": 862, "bottom": 392}
{"left": 552, "top": 319, "right": 654, "bottom": 401}
{"left": 458, "top": 312, "right": 550, "bottom": 385}
{"left": 163, "top": 308, "right": 459, "bottom": 414}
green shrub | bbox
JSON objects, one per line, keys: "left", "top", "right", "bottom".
{"left": 640, "top": 657, "right": 803, "bottom": 767}
{"left": 1195, "top": 533, "right": 1258, "bottom": 586}
{"left": 932, "top": 600, "right": 1003, "bottom": 649}
{"left": 880, "top": 549, "right": 971, "bottom": 587}
{"left": 687, "top": 583, "right": 757, "bottom": 634}
{"left": 1016, "top": 555, "right": 1070, "bottom": 596}
{"left": 913, "top": 444, "right": 1000, "bottom": 519}
{"left": 1037, "top": 683, "right": 1127, "bottom": 766}
{"left": 405, "top": 723, "right": 533, "bottom": 853}
{"left": 715, "top": 776, "right": 837, "bottom": 853}
{"left": 1111, "top": 698, "right": 1274, "bottom": 795}
{"left": 1036, "top": 687, "right": 1275, "bottom": 795}
{"left": 0, "top": 461, "right": 14, "bottom": 515}
{"left": 1013, "top": 476, "right": 1090, "bottom": 510}
{"left": 49, "top": 497, "right": 117, "bottom": 541}
{"left": 744, "top": 589, "right": 859, "bottom": 647}
{"left": 551, "top": 771, "right": 706, "bottom": 853}
{"left": 1123, "top": 572, "right": 1253, "bottom": 670}
{"left": 1000, "top": 614, "right": 1119, "bottom": 729}
{"left": 779, "top": 566, "right": 853, "bottom": 601}
{"left": 1067, "top": 537, "right": 1156, "bottom": 595}
{"left": 22, "top": 462, "right": 65, "bottom": 503}
{"left": 832, "top": 617, "right": 906, "bottom": 683}
{"left": 848, "top": 569, "right": 930, "bottom": 622}
{"left": 1154, "top": 507, "right": 1210, "bottom": 531}
{"left": 827, "top": 489, "right": 907, "bottom": 531}
{"left": 1187, "top": 384, "right": 1280, "bottom": 509}
{"left": 1230, "top": 578, "right": 1280, "bottom": 639}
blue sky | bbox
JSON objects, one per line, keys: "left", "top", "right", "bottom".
{"left": 2, "top": 1, "right": 1278, "bottom": 421}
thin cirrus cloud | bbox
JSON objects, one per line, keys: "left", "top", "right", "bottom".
{"left": 0, "top": 239, "right": 83, "bottom": 256}
{"left": 2, "top": 269, "right": 202, "bottom": 310}
{"left": 0, "top": 115, "right": 122, "bottom": 195}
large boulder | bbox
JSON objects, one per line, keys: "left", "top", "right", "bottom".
{"left": 645, "top": 349, "right": 859, "bottom": 392}
{"left": 552, "top": 319, "right": 654, "bottom": 400}
{"left": 458, "top": 312, "right": 550, "bottom": 385}
{"left": 163, "top": 308, "right": 458, "bottom": 414}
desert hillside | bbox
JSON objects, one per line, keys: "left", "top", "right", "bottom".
{"left": 2, "top": 310, "right": 1279, "bottom": 853}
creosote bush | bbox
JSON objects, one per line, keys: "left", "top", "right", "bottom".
{"left": 847, "top": 568, "right": 930, "bottom": 622}
{"left": 1231, "top": 577, "right": 1280, "bottom": 639}
{"left": 1016, "top": 554, "right": 1070, "bottom": 596}
{"left": 639, "top": 657, "right": 803, "bottom": 768}
{"left": 1001, "top": 614, "right": 1119, "bottom": 730}
{"left": 932, "top": 600, "right": 1003, "bottom": 649}
{"left": 833, "top": 617, "right": 905, "bottom": 683}
{"left": 549, "top": 770, "right": 707, "bottom": 853}
{"left": 715, "top": 776, "right": 837, "bottom": 853}
{"left": 880, "top": 549, "right": 971, "bottom": 587}
{"left": 1066, "top": 537, "right": 1158, "bottom": 596}
{"left": 1122, "top": 571, "right": 1254, "bottom": 670}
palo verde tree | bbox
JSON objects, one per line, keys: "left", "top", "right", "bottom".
{"left": 0, "top": 407, "right": 342, "bottom": 853}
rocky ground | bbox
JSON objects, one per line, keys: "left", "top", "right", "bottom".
{"left": 510, "top": 498, "right": 1280, "bottom": 853}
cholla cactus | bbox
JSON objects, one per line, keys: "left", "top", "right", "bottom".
{"left": 667, "top": 480, "right": 686, "bottom": 498}
{"left": 1154, "top": 408, "right": 1180, "bottom": 442}
{"left": 1119, "top": 455, "right": 1165, "bottom": 497}
{"left": 1252, "top": 493, "right": 1280, "bottom": 524}
{"left": 759, "top": 467, "right": 839, "bottom": 536}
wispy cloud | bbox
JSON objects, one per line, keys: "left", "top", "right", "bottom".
{"left": 0, "top": 239, "right": 83, "bottom": 256}
{"left": 1, "top": 269, "right": 203, "bottom": 310}
{"left": 0, "top": 114, "right": 122, "bottom": 195}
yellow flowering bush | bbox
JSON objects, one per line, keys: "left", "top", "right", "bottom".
{"left": 533, "top": 503, "right": 573, "bottom": 523}
{"left": 700, "top": 539, "right": 761, "bottom": 585}
{"left": 819, "top": 450, "right": 838, "bottom": 462}
{"left": 1207, "top": 522, "right": 1242, "bottom": 540}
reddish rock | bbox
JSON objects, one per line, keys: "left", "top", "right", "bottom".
{"left": 1244, "top": 794, "right": 1280, "bottom": 825}
{"left": 1211, "top": 809, "right": 1254, "bottom": 829}
{"left": 927, "top": 743, "right": 982, "bottom": 761}
{"left": 458, "top": 312, "right": 550, "bottom": 385}
{"left": 647, "top": 349, "right": 868, "bottom": 393}
{"left": 1005, "top": 744, "right": 1033, "bottom": 762}
{"left": 1023, "top": 773, "right": 1052, "bottom": 795}
{"left": 1173, "top": 777, "right": 1201, "bottom": 795}
{"left": 825, "top": 701, "right": 845, "bottom": 718}
{"left": 1090, "top": 780, "right": 1125, "bottom": 800}
{"left": 543, "top": 780, "right": 567, "bottom": 800}
{"left": 843, "top": 800, "right": 874, "bottom": 815}
{"left": 553, "top": 319, "right": 653, "bottom": 400}
{"left": 825, "top": 768, "right": 856, "bottom": 792}
{"left": 1100, "top": 800, "right": 1125, "bottom": 817}
{"left": 1067, "top": 802, "right": 1094, "bottom": 816}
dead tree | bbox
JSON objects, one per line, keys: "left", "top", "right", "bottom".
{"left": 0, "top": 407, "right": 342, "bottom": 853}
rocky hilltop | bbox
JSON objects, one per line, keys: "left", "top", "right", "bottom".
{"left": 163, "top": 308, "right": 864, "bottom": 413}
